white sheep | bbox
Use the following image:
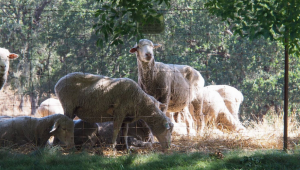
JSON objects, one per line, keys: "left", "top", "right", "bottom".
{"left": 0, "top": 114, "right": 74, "bottom": 147}
{"left": 129, "top": 39, "right": 205, "bottom": 135}
{"left": 191, "top": 87, "right": 246, "bottom": 133}
{"left": 36, "top": 98, "right": 64, "bottom": 117}
{"left": 205, "top": 85, "right": 244, "bottom": 121}
{"left": 55, "top": 72, "right": 173, "bottom": 150}
{"left": 0, "top": 48, "right": 19, "bottom": 90}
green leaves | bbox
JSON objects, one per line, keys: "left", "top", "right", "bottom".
{"left": 205, "top": 0, "right": 300, "bottom": 55}
{"left": 93, "top": 0, "right": 170, "bottom": 47}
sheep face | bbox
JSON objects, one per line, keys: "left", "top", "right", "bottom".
{"left": 130, "top": 39, "right": 161, "bottom": 63}
{"left": 0, "top": 48, "right": 19, "bottom": 90}
{"left": 155, "top": 121, "right": 174, "bottom": 149}
{"left": 50, "top": 117, "right": 75, "bottom": 148}
{"left": 0, "top": 48, "right": 18, "bottom": 75}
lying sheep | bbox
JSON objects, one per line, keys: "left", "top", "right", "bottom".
{"left": 0, "top": 114, "right": 74, "bottom": 147}
{"left": 0, "top": 48, "right": 19, "bottom": 90}
{"left": 205, "top": 85, "right": 244, "bottom": 121}
{"left": 74, "top": 119, "right": 153, "bottom": 150}
{"left": 191, "top": 87, "right": 246, "bottom": 133}
{"left": 36, "top": 98, "right": 64, "bottom": 117}
{"left": 55, "top": 72, "right": 173, "bottom": 150}
{"left": 130, "top": 39, "right": 205, "bottom": 135}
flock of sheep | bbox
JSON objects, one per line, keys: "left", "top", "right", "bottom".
{"left": 0, "top": 39, "right": 246, "bottom": 152}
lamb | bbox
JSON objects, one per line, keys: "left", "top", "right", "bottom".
{"left": 55, "top": 72, "right": 173, "bottom": 150}
{"left": 36, "top": 98, "right": 64, "bottom": 117}
{"left": 191, "top": 87, "right": 246, "bottom": 133}
{"left": 129, "top": 39, "right": 205, "bottom": 135}
{"left": 74, "top": 119, "right": 153, "bottom": 150}
{"left": 205, "top": 85, "right": 244, "bottom": 121}
{"left": 0, "top": 48, "right": 19, "bottom": 90}
{"left": 0, "top": 114, "right": 74, "bottom": 147}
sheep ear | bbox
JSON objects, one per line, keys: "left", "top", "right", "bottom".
{"left": 50, "top": 121, "right": 59, "bottom": 133}
{"left": 129, "top": 47, "right": 137, "bottom": 53}
{"left": 8, "top": 53, "right": 19, "bottom": 60}
{"left": 153, "top": 44, "right": 162, "bottom": 49}
{"left": 129, "top": 43, "right": 138, "bottom": 53}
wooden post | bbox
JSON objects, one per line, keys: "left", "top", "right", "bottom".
{"left": 283, "top": 37, "right": 289, "bottom": 151}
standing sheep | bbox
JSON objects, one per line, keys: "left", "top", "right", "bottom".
{"left": 0, "top": 48, "right": 19, "bottom": 90}
{"left": 129, "top": 39, "right": 205, "bottom": 135}
{"left": 191, "top": 87, "right": 246, "bottom": 133}
{"left": 74, "top": 119, "right": 153, "bottom": 150}
{"left": 205, "top": 85, "right": 244, "bottom": 121}
{"left": 55, "top": 72, "right": 173, "bottom": 150}
{"left": 0, "top": 114, "right": 74, "bottom": 147}
{"left": 36, "top": 98, "right": 64, "bottom": 117}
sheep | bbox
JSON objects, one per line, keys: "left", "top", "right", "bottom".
{"left": 129, "top": 39, "right": 205, "bottom": 135}
{"left": 191, "top": 87, "right": 246, "bottom": 133}
{"left": 74, "top": 119, "right": 153, "bottom": 150}
{"left": 36, "top": 98, "right": 64, "bottom": 117}
{"left": 55, "top": 72, "right": 173, "bottom": 150}
{"left": 205, "top": 85, "right": 244, "bottom": 121}
{"left": 0, "top": 114, "right": 74, "bottom": 147}
{"left": 0, "top": 48, "right": 19, "bottom": 90}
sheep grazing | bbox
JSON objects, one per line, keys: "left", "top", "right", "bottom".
{"left": 0, "top": 48, "right": 19, "bottom": 90}
{"left": 129, "top": 39, "right": 205, "bottom": 135}
{"left": 74, "top": 119, "right": 153, "bottom": 150}
{"left": 0, "top": 114, "right": 74, "bottom": 147}
{"left": 36, "top": 98, "right": 64, "bottom": 117}
{"left": 205, "top": 85, "right": 244, "bottom": 121}
{"left": 55, "top": 72, "right": 173, "bottom": 150}
{"left": 191, "top": 87, "right": 246, "bottom": 133}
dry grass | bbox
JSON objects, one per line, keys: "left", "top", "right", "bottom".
{"left": 1, "top": 88, "right": 300, "bottom": 156}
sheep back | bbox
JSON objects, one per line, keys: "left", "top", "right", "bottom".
{"left": 36, "top": 98, "right": 64, "bottom": 117}
{"left": 205, "top": 85, "right": 243, "bottom": 120}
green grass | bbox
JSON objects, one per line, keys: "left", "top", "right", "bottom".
{"left": 0, "top": 148, "right": 300, "bottom": 170}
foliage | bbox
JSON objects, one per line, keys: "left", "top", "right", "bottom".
{"left": 0, "top": 0, "right": 300, "bottom": 118}
{"left": 93, "top": 0, "right": 171, "bottom": 47}
{"left": 204, "top": 0, "right": 300, "bottom": 54}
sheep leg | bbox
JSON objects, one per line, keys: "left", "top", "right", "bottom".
{"left": 112, "top": 115, "right": 125, "bottom": 151}
{"left": 191, "top": 100, "right": 205, "bottom": 134}
{"left": 122, "top": 123, "right": 129, "bottom": 152}
{"left": 182, "top": 107, "right": 196, "bottom": 136}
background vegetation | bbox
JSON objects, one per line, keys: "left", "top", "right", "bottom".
{"left": 0, "top": 0, "right": 299, "bottom": 120}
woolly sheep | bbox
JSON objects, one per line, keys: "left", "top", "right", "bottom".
{"left": 191, "top": 87, "right": 246, "bottom": 133}
{"left": 205, "top": 85, "right": 244, "bottom": 121}
{"left": 129, "top": 39, "right": 205, "bottom": 134}
{"left": 55, "top": 72, "right": 173, "bottom": 150}
{"left": 74, "top": 119, "right": 153, "bottom": 150}
{"left": 36, "top": 98, "right": 64, "bottom": 117}
{"left": 0, "top": 48, "right": 19, "bottom": 90}
{"left": 0, "top": 114, "right": 74, "bottom": 147}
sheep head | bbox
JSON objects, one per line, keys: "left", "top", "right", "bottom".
{"left": 0, "top": 48, "right": 19, "bottom": 74}
{"left": 129, "top": 39, "right": 161, "bottom": 63}
{"left": 155, "top": 120, "right": 174, "bottom": 149}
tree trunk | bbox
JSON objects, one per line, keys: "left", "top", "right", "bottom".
{"left": 30, "top": 92, "right": 39, "bottom": 115}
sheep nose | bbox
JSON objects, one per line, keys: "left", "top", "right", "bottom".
{"left": 145, "top": 52, "right": 152, "bottom": 60}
